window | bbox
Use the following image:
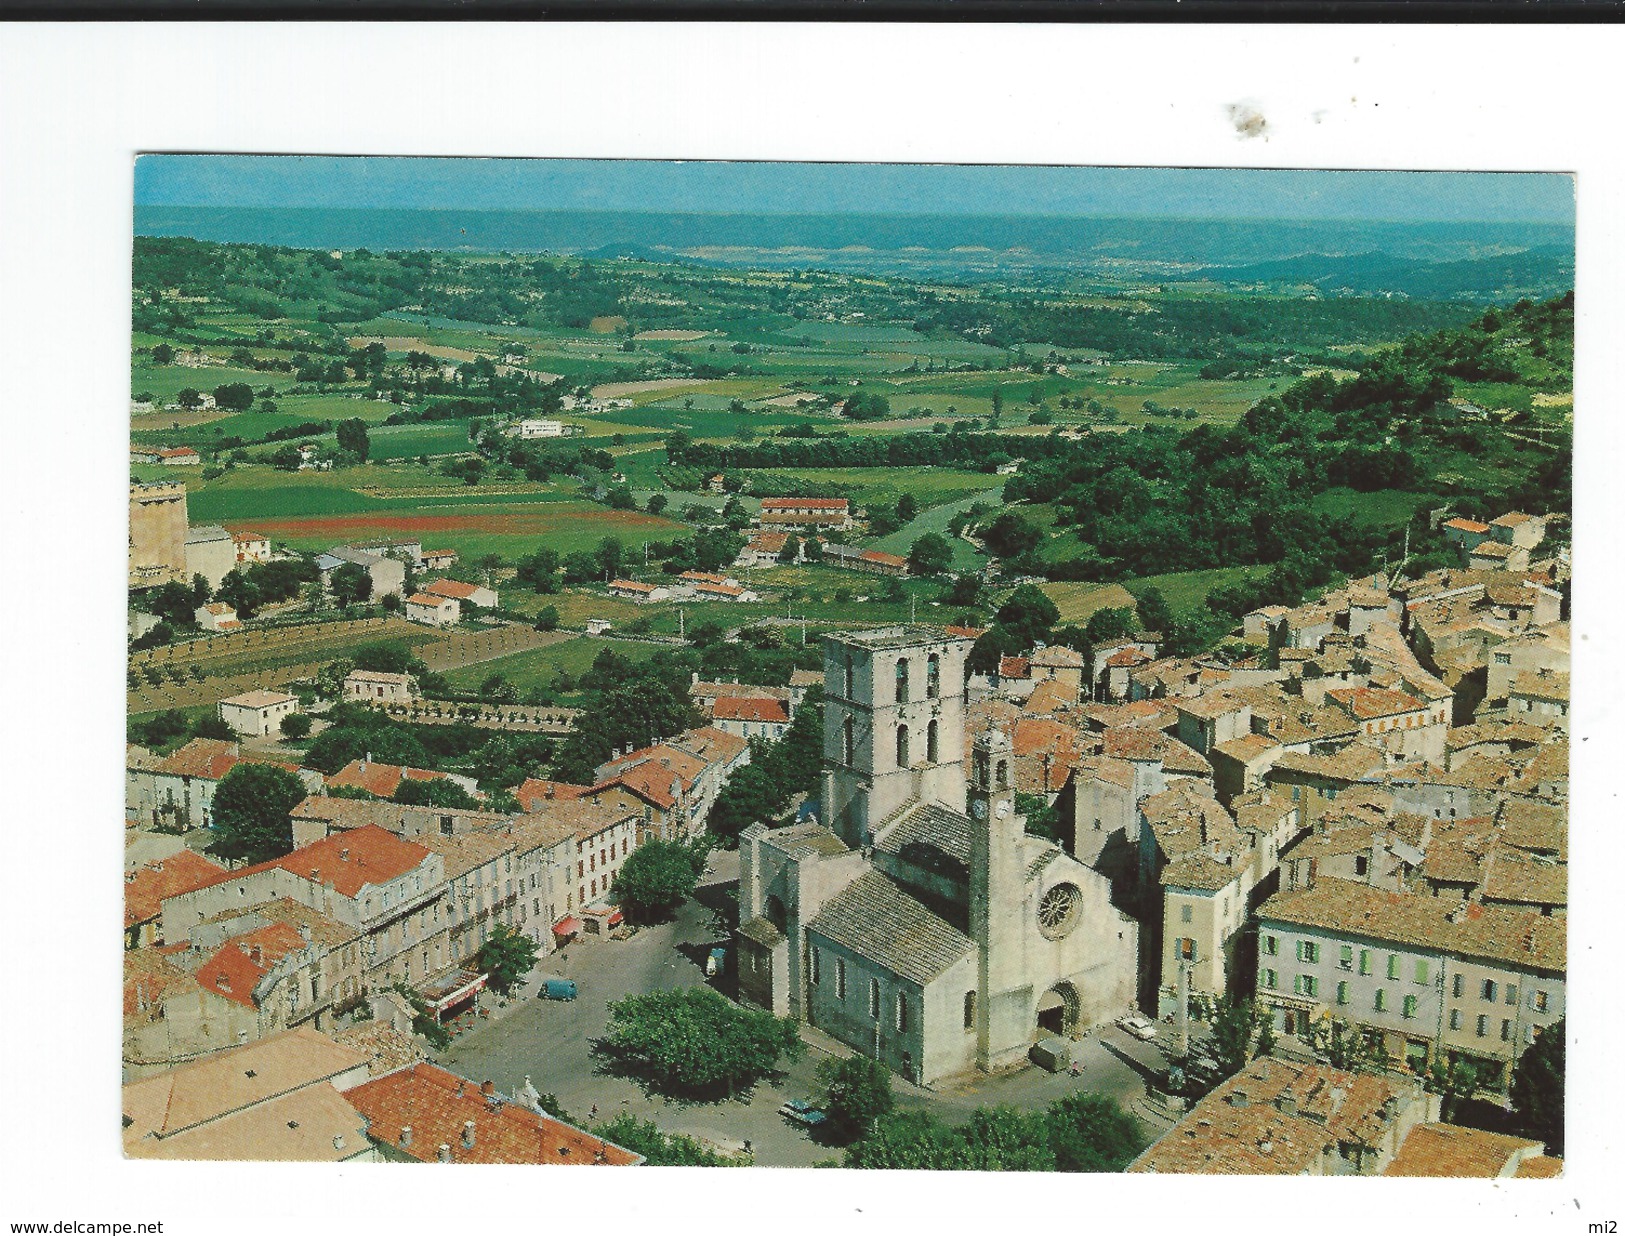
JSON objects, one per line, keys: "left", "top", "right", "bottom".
{"left": 1359, "top": 950, "right": 1372, "bottom": 976}
{"left": 895, "top": 993, "right": 908, "bottom": 1033}
{"left": 1180, "top": 904, "right": 1193, "bottom": 924}
{"left": 1374, "top": 989, "right": 1387, "bottom": 1012}
{"left": 1494, "top": 652, "right": 1512, "bottom": 665}
{"left": 1534, "top": 990, "right": 1549, "bottom": 1013}
{"left": 869, "top": 977, "right": 881, "bottom": 1019}
{"left": 1476, "top": 1014, "right": 1488, "bottom": 1037}
{"left": 1501, "top": 1019, "right": 1513, "bottom": 1042}
{"left": 1450, "top": 1009, "right": 1462, "bottom": 1030}
{"left": 895, "top": 657, "right": 910, "bottom": 704}
{"left": 964, "top": 990, "right": 977, "bottom": 1030}
{"left": 1453, "top": 973, "right": 1465, "bottom": 999}
{"left": 926, "top": 653, "right": 940, "bottom": 699}
{"left": 1262, "top": 935, "right": 1279, "bottom": 956}
{"left": 810, "top": 949, "right": 820, "bottom": 985}
{"left": 1503, "top": 983, "right": 1517, "bottom": 1005}
{"left": 1297, "top": 941, "right": 1319, "bottom": 964}
{"left": 1354, "top": 855, "right": 1369, "bottom": 877}
{"left": 843, "top": 655, "right": 854, "bottom": 699}
{"left": 836, "top": 958, "right": 846, "bottom": 1000}
{"left": 842, "top": 715, "right": 855, "bottom": 766}
{"left": 1294, "top": 974, "right": 1318, "bottom": 998}
{"left": 1291, "top": 785, "right": 1301, "bottom": 801}
{"left": 1263, "top": 969, "right": 1278, "bottom": 990}
{"left": 1386, "top": 955, "right": 1400, "bottom": 981}
{"left": 1339, "top": 945, "right": 1354, "bottom": 970}
{"left": 926, "top": 719, "right": 939, "bottom": 764}
{"left": 1481, "top": 979, "right": 1498, "bottom": 1002}
{"left": 1177, "top": 938, "right": 1196, "bottom": 962}
{"left": 1403, "top": 995, "right": 1417, "bottom": 1019}
{"left": 1414, "top": 960, "right": 1429, "bottom": 985}
{"left": 896, "top": 724, "right": 910, "bottom": 768}
{"left": 1336, "top": 981, "right": 1349, "bottom": 1006}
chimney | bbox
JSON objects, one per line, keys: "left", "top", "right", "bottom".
{"left": 399, "top": 1126, "right": 412, "bottom": 1148}
{"left": 462, "top": 1120, "right": 476, "bottom": 1149}
{"left": 248, "top": 944, "right": 262, "bottom": 964}
{"left": 340, "top": 848, "right": 350, "bottom": 862}
{"left": 332, "top": 1135, "right": 346, "bottom": 1152}
{"left": 437, "top": 1143, "right": 453, "bottom": 1163}
{"left": 1227, "top": 1091, "right": 1248, "bottom": 1108}
{"left": 481, "top": 1080, "right": 496, "bottom": 1097}
{"left": 1275, "top": 1094, "right": 1297, "bottom": 1117}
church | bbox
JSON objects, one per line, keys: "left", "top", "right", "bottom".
{"left": 736, "top": 625, "right": 1139, "bottom": 1084}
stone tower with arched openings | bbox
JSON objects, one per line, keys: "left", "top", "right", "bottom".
{"left": 968, "top": 726, "right": 1033, "bottom": 1071}
{"left": 820, "top": 626, "right": 973, "bottom": 850}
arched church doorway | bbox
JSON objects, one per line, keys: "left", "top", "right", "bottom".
{"left": 1036, "top": 981, "right": 1081, "bottom": 1038}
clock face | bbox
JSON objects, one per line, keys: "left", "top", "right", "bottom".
{"left": 971, "top": 799, "right": 988, "bottom": 820}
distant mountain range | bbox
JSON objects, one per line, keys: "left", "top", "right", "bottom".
{"left": 133, "top": 206, "right": 1573, "bottom": 300}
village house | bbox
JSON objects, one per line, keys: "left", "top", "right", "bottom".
{"left": 505, "top": 418, "right": 571, "bottom": 439}
{"left": 1382, "top": 1123, "right": 1556, "bottom": 1178}
{"left": 126, "top": 738, "right": 323, "bottom": 831}
{"left": 711, "top": 695, "right": 793, "bottom": 740}
{"left": 1442, "top": 516, "right": 1493, "bottom": 555}
{"left": 123, "top": 1027, "right": 377, "bottom": 1161}
{"left": 344, "top": 668, "right": 414, "bottom": 705}
{"left": 524, "top": 797, "right": 640, "bottom": 930}
{"left": 592, "top": 741, "right": 711, "bottom": 842}
{"left": 1324, "top": 686, "right": 1448, "bottom": 764}
{"left": 218, "top": 689, "right": 300, "bottom": 738}
{"left": 420, "top": 828, "right": 524, "bottom": 969}
{"left": 160, "top": 825, "right": 454, "bottom": 996}
{"left": 1028, "top": 644, "right": 1087, "bottom": 697}
{"left": 124, "top": 850, "right": 228, "bottom": 949}
{"left": 155, "top": 446, "right": 202, "bottom": 466}
{"left": 420, "top": 548, "right": 458, "bottom": 572}
{"left": 1508, "top": 669, "right": 1570, "bottom": 732}
{"left": 1488, "top": 511, "right": 1547, "bottom": 552}
{"left": 326, "top": 756, "right": 479, "bottom": 801}
{"left": 423, "top": 577, "right": 498, "bottom": 610}
{"left": 677, "top": 569, "right": 742, "bottom": 590}
{"left": 404, "top": 591, "right": 459, "bottom": 627}
{"left": 693, "top": 579, "right": 761, "bottom": 602}
{"left": 194, "top": 601, "right": 241, "bottom": 632}
{"left": 1468, "top": 539, "right": 1530, "bottom": 574}
{"left": 325, "top": 544, "right": 408, "bottom": 598}
{"left": 735, "top": 531, "right": 795, "bottom": 569}
{"left": 232, "top": 530, "right": 272, "bottom": 564}
{"left": 1255, "top": 876, "right": 1565, "bottom": 1089}
{"left": 184, "top": 524, "right": 237, "bottom": 591}
{"left": 1129, "top": 1057, "right": 1438, "bottom": 1176}
{"left": 1486, "top": 624, "right": 1569, "bottom": 704}
{"left": 342, "top": 1064, "right": 642, "bottom": 1165}
{"left": 608, "top": 579, "right": 670, "bottom": 603}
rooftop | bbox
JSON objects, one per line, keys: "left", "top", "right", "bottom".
{"left": 829, "top": 625, "right": 973, "bottom": 652}
{"left": 221, "top": 689, "right": 298, "bottom": 710}
{"left": 712, "top": 696, "right": 791, "bottom": 724}
{"left": 1259, "top": 876, "right": 1565, "bottom": 971}
{"left": 125, "top": 850, "right": 227, "bottom": 928}
{"left": 186, "top": 825, "right": 435, "bottom": 901}
{"left": 807, "top": 870, "right": 975, "bottom": 987}
{"left": 1383, "top": 1123, "right": 1544, "bottom": 1177}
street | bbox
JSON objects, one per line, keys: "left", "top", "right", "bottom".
{"left": 437, "top": 887, "right": 1176, "bottom": 1167}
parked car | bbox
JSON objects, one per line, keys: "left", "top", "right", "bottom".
{"left": 1117, "top": 1013, "right": 1158, "bottom": 1040}
{"left": 538, "top": 977, "right": 578, "bottom": 1001}
{"left": 778, "top": 1099, "right": 828, "bottom": 1128}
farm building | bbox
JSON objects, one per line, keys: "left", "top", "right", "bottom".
{"left": 404, "top": 593, "right": 459, "bottom": 627}
{"left": 184, "top": 525, "right": 237, "bottom": 591}
{"left": 232, "top": 531, "right": 272, "bottom": 564}
{"left": 155, "top": 447, "right": 202, "bottom": 466}
{"left": 420, "top": 548, "right": 457, "bottom": 571}
{"left": 822, "top": 544, "right": 909, "bottom": 577}
{"left": 194, "top": 602, "right": 241, "bottom": 632}
{"left": 735, "top": 532, "right": 793, "bottom": 569}
{"left": 608, "top": 580, "right": 670, "bottom": 603}
{"left": 344, "top": 670, "right": 414, "bottom": 705}
{"left": 505, "top": 418, "right": 579, "bottom": 439}
{"left": 692, "top": 580, "right": 759, "bottom": 603}
{"left": 757, "top": 497, "right": 853, "bottom": 531}
{"left": 423, "top": 578, "right": 498, "bottom": 610}
{"left": 218, "top": 690, "right": 300, "bottom": 738}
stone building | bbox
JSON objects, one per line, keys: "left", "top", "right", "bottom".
{"left": 736, "top": 626, "right": 1137, "bottom": 1084}
{"left": 128, "top": 481, "right": 189, "bottom": 589}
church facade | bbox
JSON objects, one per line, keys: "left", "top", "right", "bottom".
{"left": 736, "top": 625, "right": 1138, "bottom": 1084}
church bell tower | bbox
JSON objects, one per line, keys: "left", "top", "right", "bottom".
{"left": 968, "top": 726, "right": 1031, "bottom": 1070}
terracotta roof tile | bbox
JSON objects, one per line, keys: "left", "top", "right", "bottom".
{"left": 1384, "top": 1123, "right": 1544, "bottom": 1177}
{"left": 712, "top": 696, "right": 791, "bottom": 724}
{"left": 125, "top": 851, "right": 228, "bottom": 929}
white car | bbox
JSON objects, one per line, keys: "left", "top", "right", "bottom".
{"left": 1117, "top": 1013, "right": 1158, "bottom": 1041}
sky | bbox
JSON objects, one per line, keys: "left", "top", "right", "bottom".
{"left": 134, "top": 156, "right": 1574, "bottom": 224}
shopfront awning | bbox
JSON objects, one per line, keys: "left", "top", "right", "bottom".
{"left": 552, "top": 916, "right": 583, "bottom": 937}
{"left": 420, "top": 969, "right": 487, "bottom": 1016}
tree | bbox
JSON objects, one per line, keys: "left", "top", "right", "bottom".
{"left": 589, "top": 1115, "right": 741, "bottom": 1167}
{"left": 1304, "top": 1016, "right": 1390, "bottom": 1073}
{"left": 515, "top": 547, "right": 560, "bottom": 592}
{"left": 475, "top": 923, "right": 538, "bottom": 995}
{"left": 593, "top": 987, "right": 804, "bottom": 1100}
{"left": 192, "top": 713, "right": 236, "bottom": 742}
{"left": 336, "top": 417, "right": 370, "bottom": 462}
{"left": 1208, "top": 998, "right": 1271, "bottom": 1077}
{"left": 330, "top": 562, "right": 372, "bottom": 608}
{"left": 646, "top": 493, "right": 668, "bottom": 515}
{"left": 896, "top": 492, "right": 919, "bottom": 522}
{"left": 995, "top": 583, "right": 1060, "bottom": 649}
{"left": 147, "top": 580, "right": 198, "bottom": 628}
{"left": 1085, "top": 606, "right": 1138, "bottom": 644}
{"left": 151, "top": 342, "right": 174, "bottom": 364}
{"left": 214, "top": 568, "right": 262, "bottom": 619}
{"left": 908, "top": 532, "right": 954, "bottom": 577}
{"left": 353, "top": 641, "right": 415, "bottom": 674}
{"left": 213, "top": 382, "right": 256, "bottom": 412}
{"left": 1510, "top": 1019, "right": 1564, "bottom": 1155}
{"left": 394, "top": 778, "right": 478, "bottom": 809}
{"left": 280, "top": 713, "right": 312, "bottom": 740}
{"left": 1044, "top": 1092, "right": 1149, "bottom": 1172}
{"left": 211, "top": 763, "right": 306, "bottom": 863}
{"left": 1135, "top": 586, "right": 1174, "bottom": 635}
{"left": 705, "top": 763, "right": 783, "bottom": 847}
{"left": 533, "top": 604, "right": 560, "bottom": 632}
{"left": 176, "top": 388, "right": 203, "bottom": 410}
{"left": 982, "top": 511, "right": 1042, "bottom": 559}
{"left": 817, "top": 1055, "right": 894, "bottom": 1144}
{"left": 611, "top": 838, "right": 708, "bottom": 924}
